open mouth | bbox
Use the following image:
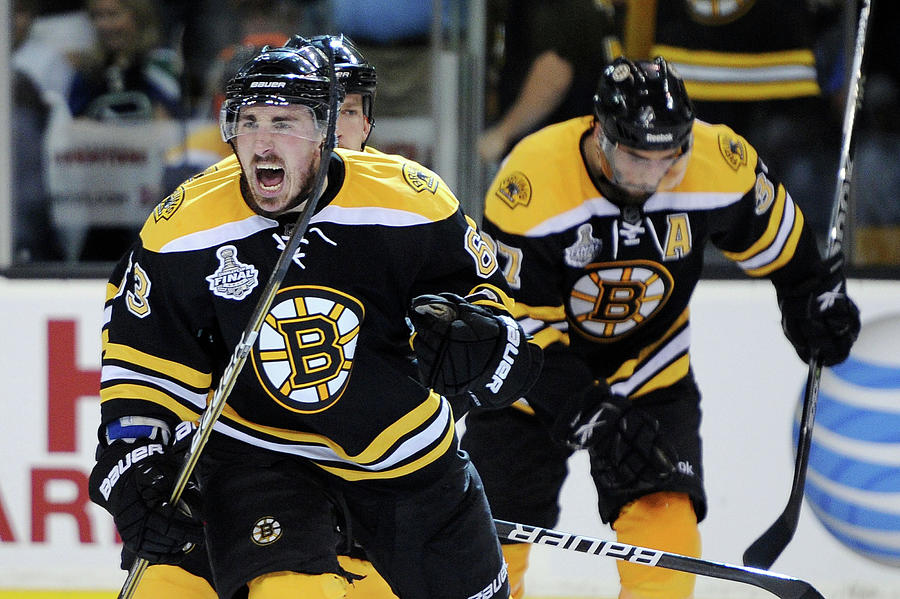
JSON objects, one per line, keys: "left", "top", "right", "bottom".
{"left": 256, "top": 164, "right": 285, "bottom": 194}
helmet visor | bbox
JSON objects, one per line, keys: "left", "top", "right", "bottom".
{"left": 220, "top": 97, "right": 330, "bottom": 143}
{"left": 599, "top": 129, "right": 691, "bottom": 194}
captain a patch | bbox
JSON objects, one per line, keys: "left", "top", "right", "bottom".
{"left": 206, "top": 245, "right": 259, "bottom": 300}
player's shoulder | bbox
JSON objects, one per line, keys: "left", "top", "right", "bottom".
{"left": 332, "top": 148, "right": 460, "bottom": 223}
{"left": 683, "top": 120, "right": 760, "bottom": 189}
{"left": 139, "top": 155, "right": 258, "bottom": 252}
{"left": 484, "top": 116, "right": 595, "bottom": 233}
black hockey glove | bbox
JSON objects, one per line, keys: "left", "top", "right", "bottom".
{"left": 552, "top": 383, "right": 678, "bottom": 488}
{"left": 89, "top": 435, "right": 204, "bottom": 564}
{"left": 779, "top": 255, "right": 860, "bottom": 366}
{"left": 409, "top": 292, "right": 542, "bottom": 410}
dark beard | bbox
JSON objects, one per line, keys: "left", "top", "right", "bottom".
{"left": 594, "top": 175, "right": 653, "bottom": 207}
{"left": 580, "top": 129, "right": 652, "bottom": 207}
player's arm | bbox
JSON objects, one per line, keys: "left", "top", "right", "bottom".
{"left": 91, "top": 245, "right": 215, "bottom": 563}
{"left": 409, "top": 290, "right": 542, "bottom": 410}
{"left": 407, "top": 211, "right": 543, "bottom": 410}
{"left": 709, "top": 136, "right": 859, "bottom": 366}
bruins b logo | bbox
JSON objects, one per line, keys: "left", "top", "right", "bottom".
{"left": 252, "top": 286, "right": 364, "bottom": 413}
{"left": 568, "top": 260, "right": 673, "bottom": 341}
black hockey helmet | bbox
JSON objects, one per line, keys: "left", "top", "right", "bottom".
{"left": 593, "top": 56, "right": 695, "bottom": 151}
{"left": 220, "top": 44, "right": 338, "bottom": 142}
{"left": 290, "top": 34, "right": 377, "bottom": 123}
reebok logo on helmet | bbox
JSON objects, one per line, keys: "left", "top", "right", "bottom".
{"left": 646, "top": 132, "right": 674, "bottom": 143}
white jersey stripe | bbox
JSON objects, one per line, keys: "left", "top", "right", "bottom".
{"left": 160, "top": 215, "right": 277, "bottom": 253}
{"left": 610, "top": 326, "right": 691, "bottom": 397}
{"left": 313, "top": 204, "right": 434, "bottom": 227}
{"left": 671, "top": 63, "right": 817, "bottom": 85}
{"left": 735, "top": 197, "right": 796, "bottom": 271}
{"left": 101, "top": 364, "right": 209, "bottom": 410}
{"left": 527, "top": 192, "right": 745, "bottom": 237}
{"left": 213, "top": 397, "right": 453, "bottom": 473}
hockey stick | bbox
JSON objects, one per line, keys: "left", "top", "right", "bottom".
{"left": 118, "top": 46, "right": 342, "bottom": 599}
{"left": 742, "top": 0, "right": 872, "bottom": 570}
{"left": 495, "top": 520, "right": 825, "bottom": 599}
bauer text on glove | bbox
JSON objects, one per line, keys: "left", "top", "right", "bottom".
{"left": 89, "top": 434, "right": 204, "bottom": 564}
{"left": 409, "top": 292, "right": 542, "bottom": 409}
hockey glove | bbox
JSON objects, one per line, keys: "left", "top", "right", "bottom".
{"left": 409, "top": 292, "right": 542, "bottom": 409}
{"left": 779, "top": 255, "right": 860, "bottom": 366}
{"left": 552, "top": 383, "right": 678, "bottom": 488}
{"left": 89, "top": 435, "right": 204, "bottom": 564}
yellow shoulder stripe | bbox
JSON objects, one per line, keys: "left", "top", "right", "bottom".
{"left": 140, "top": 156, "right": 255, "bottom": 252}
{"left": 336, "top": 150, "right": 459, "bottom": 222}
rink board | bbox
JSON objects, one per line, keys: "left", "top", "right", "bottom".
{"left": 0, "top": 277, "right": 899, "bottom": 598}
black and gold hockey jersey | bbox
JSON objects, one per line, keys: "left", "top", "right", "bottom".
{"left": 482, "top": 115, "right": 826, "bottom": 400}
{"left": 100, "top": 149, "right": 519, "bottom": 482}
{"left": 623, "top": 0, "right": 821, "bottom": 101}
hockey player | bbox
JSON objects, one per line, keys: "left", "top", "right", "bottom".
{"left": 89, "top": 41, "right": 541, "bottom": 599}
{"left": 154, "top": 34, "right": 396, "bottom": 599}
{"left": 462, "top": 56, "right": 860, "bottom": 599}
{"left": 300, "top": 34, "right": 377, "bottom": 152}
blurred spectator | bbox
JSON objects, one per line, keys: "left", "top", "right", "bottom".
{"left": 11, "top": 0, "right": 94, "bottom": 107}
{"left": 52, "top": 0, "right": 183, "bottom": 262}
{"left": 11, "top": 1, "right": 66, "bottom": 262}
{"left": 477, "top": 0, "right": 617, "bottom": 164}
{"left": 619, "top": 0, "right": 844, "bottom": 239}
{"left": 67, "top": 0, "right": 181, "bottom": 120}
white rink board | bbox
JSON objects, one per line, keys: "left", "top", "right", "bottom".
{"left": 0, "top": 277, "right": 899, "bottom": 597}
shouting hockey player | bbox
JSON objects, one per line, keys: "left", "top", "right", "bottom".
{"left": 89, "top": 41, "right": 541, "bottom": 599}
{"left": 462, "top": 56, "right": 860, "bottom": 599}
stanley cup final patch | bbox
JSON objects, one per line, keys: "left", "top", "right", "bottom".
{"left": 564, "top": 223, "right": 603, "bottom": 268}
{"left": 206, "top": 245, "right": 259, "bottom": 300}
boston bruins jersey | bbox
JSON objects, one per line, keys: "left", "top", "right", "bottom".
{"left": 482, "top": 115, "right": 826, "bottom": 401}
{"left": 624, "top": 0, "right": 821, "bottom": 101}
{"left": 101, "top": 149, "right": 518, "bottom": 482}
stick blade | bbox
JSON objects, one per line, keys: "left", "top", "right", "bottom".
{"left": 743, "top": 513, "right": 795, "bottom": 569}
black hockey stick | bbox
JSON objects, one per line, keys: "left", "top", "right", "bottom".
{"left": 495, "top": 520, "right": 825, "bottom": 599}
{"left": 742, "top": 0, "right": 872, "bottom": 570}
{"left": 118, "top": 45, "right": 342, "bottom": 599}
